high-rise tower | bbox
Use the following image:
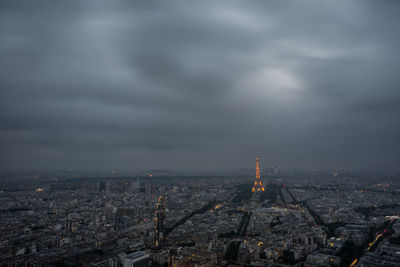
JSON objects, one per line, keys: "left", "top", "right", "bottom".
{"left": 252, "top": 158, "right": 265, "bottom": 192}
{"left": 154, "top": 195, "right": 166, "bottom": 250}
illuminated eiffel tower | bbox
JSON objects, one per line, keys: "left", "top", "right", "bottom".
{"left": 252, "top": 158, "right": 265, "bottom": 192}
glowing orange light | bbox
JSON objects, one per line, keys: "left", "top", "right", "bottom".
{"left": 349, "top": 258, "right": 357, "bottom": 267}
{"left": 252, "top": 158, "right": 265, "bottom": 192}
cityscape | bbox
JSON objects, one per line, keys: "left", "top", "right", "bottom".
{"left": 1, "top": 161, "right": 400, "bottom": 266}
{"left": 1, "top": 1, "right": 400, "bottom": 267}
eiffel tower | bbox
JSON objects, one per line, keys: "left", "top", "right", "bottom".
{"left": 252, "top": 158, "right": 265, "bottom": 192}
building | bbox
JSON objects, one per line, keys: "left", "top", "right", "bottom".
{"left": 120, "top": 251, "right": 151, "bottom": 267}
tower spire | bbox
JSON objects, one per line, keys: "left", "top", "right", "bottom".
{"left": 154, "top": 195, "right": 166, "bottom": 250}
{"left": 252, "top": 158, "right": 265, "bottom": 192}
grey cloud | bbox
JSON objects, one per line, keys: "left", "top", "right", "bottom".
{"left": 0, "top": 0, "right": 399, "bottom": 171}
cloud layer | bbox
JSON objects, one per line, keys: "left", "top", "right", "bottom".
{"left": 1, "top": 0, "right": 399, "bottom": 171}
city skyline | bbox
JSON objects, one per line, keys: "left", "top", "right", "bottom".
{"left": 2, "top": 2, "right": 400, "bottom": 265}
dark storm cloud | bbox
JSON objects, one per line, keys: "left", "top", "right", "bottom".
{"left": 0, "top": 0, "right": 399, "bottom": 171}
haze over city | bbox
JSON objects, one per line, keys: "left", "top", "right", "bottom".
{"left": 1, "top": 0, "right": 399, "bottom": 171}
{"left": 2, "top": 2, "right": 400, "bottom": 267}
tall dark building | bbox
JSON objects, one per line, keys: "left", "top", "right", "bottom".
{"left": 154, "top": 195, "right": 166, "bottom": 250}
{"left": 97, "top": 182, "right": 106, "bottom": 192}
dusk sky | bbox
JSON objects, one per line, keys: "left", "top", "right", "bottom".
{"left": 0, "top": 1, "right": 399, "bottom": 171}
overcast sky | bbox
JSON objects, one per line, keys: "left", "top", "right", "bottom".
{"left": 0, "top": 0, "right": 399, "bottom": 171}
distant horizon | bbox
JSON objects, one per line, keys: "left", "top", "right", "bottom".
{"left": 1, "top": 165, "right": 399, "bottom": 175}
